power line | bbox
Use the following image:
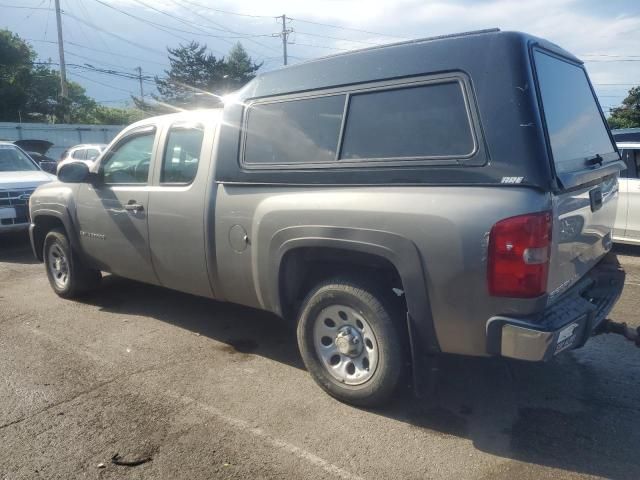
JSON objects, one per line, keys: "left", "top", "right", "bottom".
{"left": 77, "top": 0, "right": 114, "bottom": 54}
{"left": 90, "top": 0, "right": 271, "bottom": 41}
{"left": 169, "top": 0, "right": 282, "bottom": 55}
{"left": 294, "top": 30, "right": 383, "bottom": 46}
{"left": 68, "top": 72, "right": 135, "bottom": 93}
{"left": 172, "top": 0, "right": 274, "bottom": 19}
{"left": 26, "top": 38, "right": 168, "bottom": 68}
{"left": 288, "top": 16, "right": 407, "bottom": 41}
{"left": 289, "top": 41, "right": 349, "bottom": 51}
{"left": 62, "top": 10, "right": 168, "bottom": 57}
{"left": 0, "top": 3, "right": 51, "bottom": 10}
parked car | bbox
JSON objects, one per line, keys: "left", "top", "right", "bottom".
{"left": 57, "top": 144, "right": 107, "bottom": 173}
{"left": 613, "top": 142, "right": 640, "bottom": 245}
{"left": 13, "top": 140, "right": 58, "bottom": 174}
{"left": 612, "top": 128, "right": 640, "bottom": 143}
{"left": 0, "top": 142, "right": 55, "bottom": 233}
{"left": 29, "top": 29, "right": 625, "bottom": 406}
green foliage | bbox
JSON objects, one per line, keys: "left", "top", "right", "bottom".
{"left": 0, "top": 29, "right": 146, "bottom": 124}
{"left": 608, "top": 86, "right": 640, "bottom": 129}
{"left": 0, "top": 30, "right": 36, "bottom": 121}
{"left": 152, "top": 41, "right": 261, "bottom": 109}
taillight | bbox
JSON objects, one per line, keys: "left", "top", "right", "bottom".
{"left": 487, "top": 211, "right": 552, "bottom": 298}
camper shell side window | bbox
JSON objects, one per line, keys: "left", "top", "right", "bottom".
{"left": 240, "top": 73, "right": 482, "bottom": 170}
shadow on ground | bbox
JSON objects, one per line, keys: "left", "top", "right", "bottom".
{"left": 78, "top": 274, "right": 640, "bottom": 480}
{"left": 0, "top": 232, "right": 38, "bottom": 264}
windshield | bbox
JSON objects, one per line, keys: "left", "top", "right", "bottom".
{"left": 0, "top": 146, "right": 40, "bottom": 172}
{"left": 534, "top": 50, "right": 616, "bottom": 173}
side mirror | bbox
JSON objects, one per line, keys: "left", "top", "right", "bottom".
{"left": 57, "top": 161, "right": 90, "bottom": 183}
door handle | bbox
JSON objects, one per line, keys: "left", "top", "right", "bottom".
{"left": 124, "top": 201, "right": 144, "bottom": 212}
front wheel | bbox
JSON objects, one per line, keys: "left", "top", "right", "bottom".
{"left": 44, "top": 228, "right": 101, "bottom": 298}
{"left": 296, "top": 277, "right": 405, "bottom": 407}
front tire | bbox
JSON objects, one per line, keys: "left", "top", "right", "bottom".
{"left": 44, "top": 228, "right": 101, "bottom": 298}
{"left": 296, "top": 277, "right": 405, "bottom": 407}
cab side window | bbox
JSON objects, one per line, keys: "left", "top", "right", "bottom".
{"left": 634, "top": 150, "right": 640, "bottom": 178}
{"left": 160, "top": 125, "right": 204, "bottom": 184}
{"left": 101, "top": 130, "right": 155, "bottom": 185}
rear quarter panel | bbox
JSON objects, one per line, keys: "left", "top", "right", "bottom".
{"left": 215, "top": 184, "right": 550, "bottom": 356}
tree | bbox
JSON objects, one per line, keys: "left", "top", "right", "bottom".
{"left": 0, "top": 30, "right": 35, "bottom": 121}
{"left": 608, "top": 86, "right": 640, "bottom": 129}
{"left": 151, "top": 41, "right": 261, "bottom": 109}
{"left": 223, "top": 42, "right": 261, "bottom": 91}
{"left": 0, "top": 29, "right": 146, "bottom": 124}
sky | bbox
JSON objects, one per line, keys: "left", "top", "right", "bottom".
{"left": 2, "top": 0, "right": 640, "bottom": 113}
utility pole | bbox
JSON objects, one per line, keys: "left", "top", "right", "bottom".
{"left": 278, "top": 14, "right": 292, "bottom": 66}
{"left": 136, "top": 66, "right": 144, "bottom": 100}
{"left": 54, "top": 0, "right": 68, "bottom": 121}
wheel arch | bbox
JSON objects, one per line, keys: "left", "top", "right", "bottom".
{"left": 30, "top": 210, "right": 81, "bottom": 261}
{"left": 262, "top": 226, "right": 440, "bottom": 355}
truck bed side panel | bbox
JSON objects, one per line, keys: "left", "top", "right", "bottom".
{"left": 214, "top": 184, "right": 550, "bottom": 357}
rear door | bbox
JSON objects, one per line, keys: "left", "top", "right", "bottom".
{"left": 533, "top": 49, "right": 623, "bottom": 299}
{"left": 147, "top": 118, "right": 216, "bottom": 298}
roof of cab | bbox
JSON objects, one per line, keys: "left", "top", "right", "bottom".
{"left": 124, "top": 109, "right": 222, "bottom": 131}
{"left": 237, "top": 29, "right": 579, "bottom": 101}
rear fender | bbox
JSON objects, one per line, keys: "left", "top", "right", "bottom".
{"left": 264, "top": 226, "right": 440, "bottom": 355}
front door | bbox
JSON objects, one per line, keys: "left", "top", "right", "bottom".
{"left": 76, "top": 126, "right": 159, "bottom": 284}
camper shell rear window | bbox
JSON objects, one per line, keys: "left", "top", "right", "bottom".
{"left": 533, "top": 49, "right": 617, "bottom": 174}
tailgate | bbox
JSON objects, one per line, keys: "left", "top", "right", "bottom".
{"left": 548, "top": 174, "right": 617, "bottom": 301}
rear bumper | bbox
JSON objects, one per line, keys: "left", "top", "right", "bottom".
{"left": 486, "top": 252, "right": 625, "bottom": 361}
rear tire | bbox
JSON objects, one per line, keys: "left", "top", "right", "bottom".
{"left": 296, "top": 277, "right": 405, "bottom": 407}
{"left": 44, "top": 228, "right": 101, "bottom": 298}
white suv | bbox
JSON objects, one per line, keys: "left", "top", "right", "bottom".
{"left": 57, "top": 144, "right": 107, "bottom": 174}
{"left": 613, "top": 142, "right": 640, "bottom": 245}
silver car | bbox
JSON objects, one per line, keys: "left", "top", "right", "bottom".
{"left": 0, "top": 143, "right": 55, "bottom": 233}
{"left": 57, "top": 144, "right": 107, "bottom": 174}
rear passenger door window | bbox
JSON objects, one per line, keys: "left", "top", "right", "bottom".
{"left": 161, "top": 125, "right": 204, "bottom": 184}
{"left": 340, "top": 82, "right": 475, "bottom": 160}
{"left": 244, "top": 95, "right": 345, "bottom": 165}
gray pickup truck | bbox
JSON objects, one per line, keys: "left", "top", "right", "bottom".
{"left": 29, "top": 29, "right": 626, "bottom": 406}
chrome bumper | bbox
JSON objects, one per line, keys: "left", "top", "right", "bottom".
{"left": 486, "top": 252, "right": 625, "bottom": 362}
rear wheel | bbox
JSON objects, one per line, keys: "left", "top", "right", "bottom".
{"left": 44, "top": 228, "right": 100, "bottom": 298}
{"left": 296, "top": 277, "right": 405, "bottom": 407}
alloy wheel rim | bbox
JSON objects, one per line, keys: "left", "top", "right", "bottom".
{"left": 312, "top": 304, "right": 379, "bottom": 385}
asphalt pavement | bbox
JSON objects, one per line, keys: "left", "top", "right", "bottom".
{"left": 1, "top": 231, "right": 639, "bottom": 479}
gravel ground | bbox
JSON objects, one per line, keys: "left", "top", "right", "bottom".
{"left": 1, "top": 232, "right": 639, "bottom": 480}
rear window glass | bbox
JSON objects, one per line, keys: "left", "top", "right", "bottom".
{"left": 244, "top": 95, "right": 345, "bottom": 165}
{"left": 534, "top": 50, "right": 616, "bottom": 173}
{"left": 340, "top": 82, "right": 474, "bottom": 160}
